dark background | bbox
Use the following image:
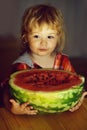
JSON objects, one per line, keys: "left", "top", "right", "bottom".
{"left": 0, "top": 0, "right": 87, "bottom": 89}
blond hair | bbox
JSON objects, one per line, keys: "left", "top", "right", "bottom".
{"left": 21, "top": 4, "right": 65, "bottom": 53}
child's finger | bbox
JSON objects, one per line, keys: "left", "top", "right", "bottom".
{"left": 26, "top": 109, "right": 38, "bottom": 115}
{"left": 21, "top": 102, "right": 32, "bottom": 109}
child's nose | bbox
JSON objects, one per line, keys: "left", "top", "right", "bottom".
{"left": 40, "top": 38, "right": 47, "bottom": 46}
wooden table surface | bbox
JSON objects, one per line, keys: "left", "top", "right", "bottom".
{"left": 0, "top": 98, "right": 87, "bottom": 130}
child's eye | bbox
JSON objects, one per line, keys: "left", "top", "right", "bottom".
{"left": 48, "top": 36, "right": 54, "bottom": 39}
{"left": 33, "top": 35, "right": 39, "bottom": 38}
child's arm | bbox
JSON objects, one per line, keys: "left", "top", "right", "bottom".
{"left": 3, "top": 88, "right": 38, "bottom": 115}
{"left": 9, "top": 99, "right": 38, "bottom": 115}
{"left": 62, "top": 56, "right": 87, "bottom": 112}
{"left": 55, "top": 54, "right": 87, "bottom": 112}
{"left": 54, "top": 53, "right": 75, "bottom": 73}
{"left": 60, "top": 55, "right": 75, "bottom": 73}
{"left": 69, "top": 92, "right": 87, "bottom": 112}
{"left": 2, "top": 63, "right": 38, "bottom": 115}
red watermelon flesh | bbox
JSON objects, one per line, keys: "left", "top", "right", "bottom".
{"left": 13, "top": 69, "right": 82, "bottom": 91}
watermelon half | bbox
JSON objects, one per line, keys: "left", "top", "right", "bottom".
{"left": 9, "top": 69, "right": 85, "bottom": 113}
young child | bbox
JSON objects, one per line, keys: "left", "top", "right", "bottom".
{"left": 2, "top": 4, "right": 87, "bottom": 115}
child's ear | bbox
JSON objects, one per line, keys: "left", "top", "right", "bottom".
{"left": 22, "top": 34, "right": 28, "bottom": 43}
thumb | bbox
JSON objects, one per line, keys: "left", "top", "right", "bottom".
{"left": 80, "top": 92, "right": 87, "bottom": 102}
{"left": 9, "top": 99, "right": 19, "bottom": 106}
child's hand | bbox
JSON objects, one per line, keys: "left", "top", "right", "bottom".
{"left": 69, "top": 92, "right": 87, "bottom": 112}
{"left": 9, "top": 99, "right": 38, "bottom": 115}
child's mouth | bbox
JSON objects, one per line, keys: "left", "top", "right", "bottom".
{"left": 38, "top": 48, "right": 48, "bottom": 51}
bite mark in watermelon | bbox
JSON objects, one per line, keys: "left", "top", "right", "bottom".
{"left": 9, "top": 69, "right": 85, "bottom": 113}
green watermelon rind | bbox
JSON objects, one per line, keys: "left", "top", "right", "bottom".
{"left": 9, "top": 70, "right": 85, "bottom": 113}
{"left": 9, "top": 80, "right": 84, "bottom": 113}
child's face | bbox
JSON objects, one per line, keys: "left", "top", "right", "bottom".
{"left": 26, "top": 24, "right": 60, "bottom": 56}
